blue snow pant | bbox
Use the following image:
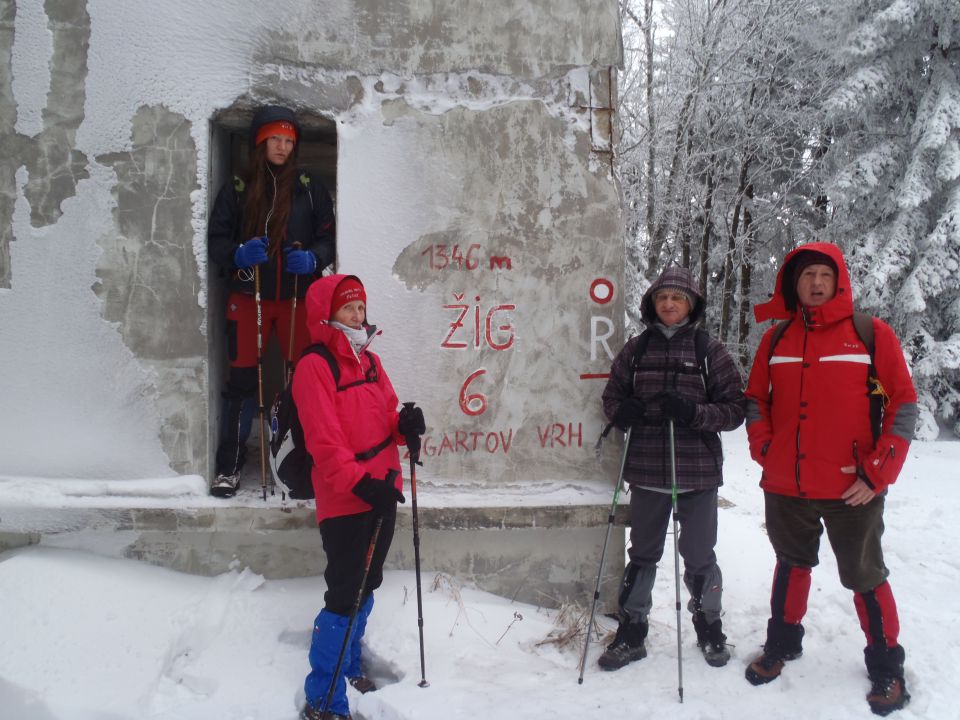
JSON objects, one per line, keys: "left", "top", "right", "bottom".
{"left": 304, "top": 596, "right": 374, "bottom": 716}
{"left": 621, "top": 487, "right": 723, "bottom": 623}
{"left": 346, "top": 595, "right": 374, "bottom": 678}
{"left": 304, "top": 506, "right": 394, "bottom": 715}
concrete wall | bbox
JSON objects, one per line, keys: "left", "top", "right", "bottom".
{"left": 3, "top": 503, "right": 628, "bottom": 610}
{"left": 1, "top": 0, "right": 623, "bottom": 483}
{"left": 0, "top": 0, "right": 626, "bottom": 605}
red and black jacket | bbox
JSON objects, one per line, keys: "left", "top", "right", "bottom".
{"left": 745, "top": 243, "right": 917, "bottom": 498}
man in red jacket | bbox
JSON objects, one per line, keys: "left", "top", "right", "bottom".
{"left": 743, "top": 243, "right": 917, "bottom": 717}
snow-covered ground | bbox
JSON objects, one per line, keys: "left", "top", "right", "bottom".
{"left": 1, "top": 427, "right": 958, "bottom": 720}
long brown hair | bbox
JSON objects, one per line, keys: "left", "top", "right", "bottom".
{"left": 240, "top": 142, "right": 299, "bottom": 256}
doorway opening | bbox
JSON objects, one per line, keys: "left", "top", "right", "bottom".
{"left": 206, "top": 104, "right": 338, "bottom": 489}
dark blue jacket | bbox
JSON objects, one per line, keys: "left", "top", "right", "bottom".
{"left": 208, "top": 171, "right": 335, "bottom": 301}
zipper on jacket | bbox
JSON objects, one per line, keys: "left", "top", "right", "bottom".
{"left": 877, "top": 444, "right": 895, "bottom": 470}
{"left": 852, "top": 439, "right": 878, "bottom": 489}
{"left": 793, "top": 320, "right": 810, "bottom": 496}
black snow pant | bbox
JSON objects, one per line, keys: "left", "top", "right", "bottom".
{"left": 319, "top": 505, "right": 396, "bottom": 615}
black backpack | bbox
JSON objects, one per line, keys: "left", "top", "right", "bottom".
{"left": 766, "top": 311, "right": 884, "bottom": 442}
{"left": 630, "top": 326, "right": 712, "bottom": 397}
{"left": 269, "top": 343, "right": 380, "bottom": 500}
{"left": 596, "top": 326, "right": 712, "bottom": 453}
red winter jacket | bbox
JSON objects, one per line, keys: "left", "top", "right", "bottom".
{"left": 293, "top": 274, "right": 404, "bottom": 523}
{"left": 745, "top": 243, "right": 917, "bottom": 498}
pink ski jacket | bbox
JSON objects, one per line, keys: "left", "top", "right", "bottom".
{"left": 293, "top": 274, "right": 404, "bottom": 523}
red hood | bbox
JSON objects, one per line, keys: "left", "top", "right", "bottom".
{"left": 753, "top": 242, "right": 854, "bottom": 324}
{"left": 305, "top": 273, "right": 365, "bottom": 347}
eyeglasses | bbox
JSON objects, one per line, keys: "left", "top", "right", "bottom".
{"left": 654, "top": 293, "right": 689, "bottom": 304}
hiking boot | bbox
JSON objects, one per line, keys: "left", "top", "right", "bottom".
{"left": 746, "top": 618, "right": 804, "bottom": 685}
{"left": 210, "top": 473, "right": 239, "bottom": 498}
{"left": 300, "top": 704, "right": 351, "bottom": 720}
{"left": 348, "top": 675, "right": 377, "bottom": 693}
{"left": 693, "top": 613, "right": 731, "bottom": 668}
{"left": 745, "top": 646, "right": 801, "bottom": 685}
{"left": 598, "top": 620, "right": 648, "bottom": 671}
{"left": 867, "top": 677, "right": 910, "bottom": 716}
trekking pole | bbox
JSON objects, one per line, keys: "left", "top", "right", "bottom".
{"left": 403, "top": 402, "right": 429, "bottom": 688}
{"left": 668, "top": 418, "right": 684, "bottom": 703}
{"left": 285, "top": 242, "right": 302, "bottom": 385}
{"left": 321, "top": 514, "right": 385, "bottom": 720}
{"left": 254, "top": 265, "right": 270, "bottom": 500}
{"left": 578, "top": 425, "right": 632, "bottom": 684}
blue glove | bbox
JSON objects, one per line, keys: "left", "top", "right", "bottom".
{"left": 234, "top": 237, "right": 268, "bottom": 269}
{"left": 283, "top": 247, "right": 317, "bottom": 275}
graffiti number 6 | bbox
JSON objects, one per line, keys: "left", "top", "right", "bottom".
{"left": 459, "top": 368, "right": 488, "bottom": 416}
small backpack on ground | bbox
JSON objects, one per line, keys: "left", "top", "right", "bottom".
{"left": 268, "top": 343, "right": 379, "bottom": 500}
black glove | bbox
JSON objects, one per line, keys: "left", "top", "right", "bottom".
{"left": 612, "top": 397, "right": 646, "bottom": 430}
{"left": 352, "top": 473, "right": 406, "bottom": 511}
{"left": 399, "top": 402, "right": 426, "bottom": 464}
{"left": 656, "top": 390, "right": 696, "bottom": 426}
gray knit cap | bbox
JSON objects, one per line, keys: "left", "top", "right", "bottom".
{"left": 653, "top": 285, "right": 695, "bottom": 307}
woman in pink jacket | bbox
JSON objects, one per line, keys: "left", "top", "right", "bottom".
{"left": 295, "top": 274, "right": 425, "bottom": 720}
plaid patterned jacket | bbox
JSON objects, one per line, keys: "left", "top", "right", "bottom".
{"left": 602, "top": 323, "right": 746, "bottom": 491}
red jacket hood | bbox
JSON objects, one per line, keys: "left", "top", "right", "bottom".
{"left": 305, "top": 273, "right": 366, "bottom": 347}
{"left": 753, "top": 242, "right": 854, "bottom": 325}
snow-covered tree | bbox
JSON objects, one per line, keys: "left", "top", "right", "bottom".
{"left": 816, "top": 0, "right": 960, "bottom": 439}
{"left": 618, "top": 0, "right": 960, "bottom": 432}
{"left": 617, "top": 0, "right": 837, "bottom": 366}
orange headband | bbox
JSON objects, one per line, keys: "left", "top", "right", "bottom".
{"left": 255, "top": 120, "right": 298, "bottom": 146}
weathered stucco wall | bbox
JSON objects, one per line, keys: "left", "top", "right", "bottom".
{"left": 0, "top": 0, "right": 623, "bottom": 489}
{"left": 0, "top": 1, "right": 627, "bottom": 603}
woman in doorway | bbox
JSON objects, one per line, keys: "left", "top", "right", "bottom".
{"left": 207, "top": 104, "right": 336, "bottom": 497}
{"left": 295, "top": 274, "right": 425, "bottom": 720}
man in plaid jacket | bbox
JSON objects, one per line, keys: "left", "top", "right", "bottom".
{"left": 599, "top": 266, "right": 745, "bottom": 671}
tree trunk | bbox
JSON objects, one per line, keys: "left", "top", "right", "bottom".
{"left": 737, "top": 182, "right": 755, "bottom": 369}
{"left": 811, "top": 129, "right": 831, "bottom": 222}
{"left": 644, "top": 0, "right": 656, "bottom": 250}
{"left": 647, "top": 88, "right": 695, "bottom": 270}
{"left": 697, "top": 165, "right": 716, "bottom": 305}
{"left": 720, "top": 155, "right": 750, "bottom": 342}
